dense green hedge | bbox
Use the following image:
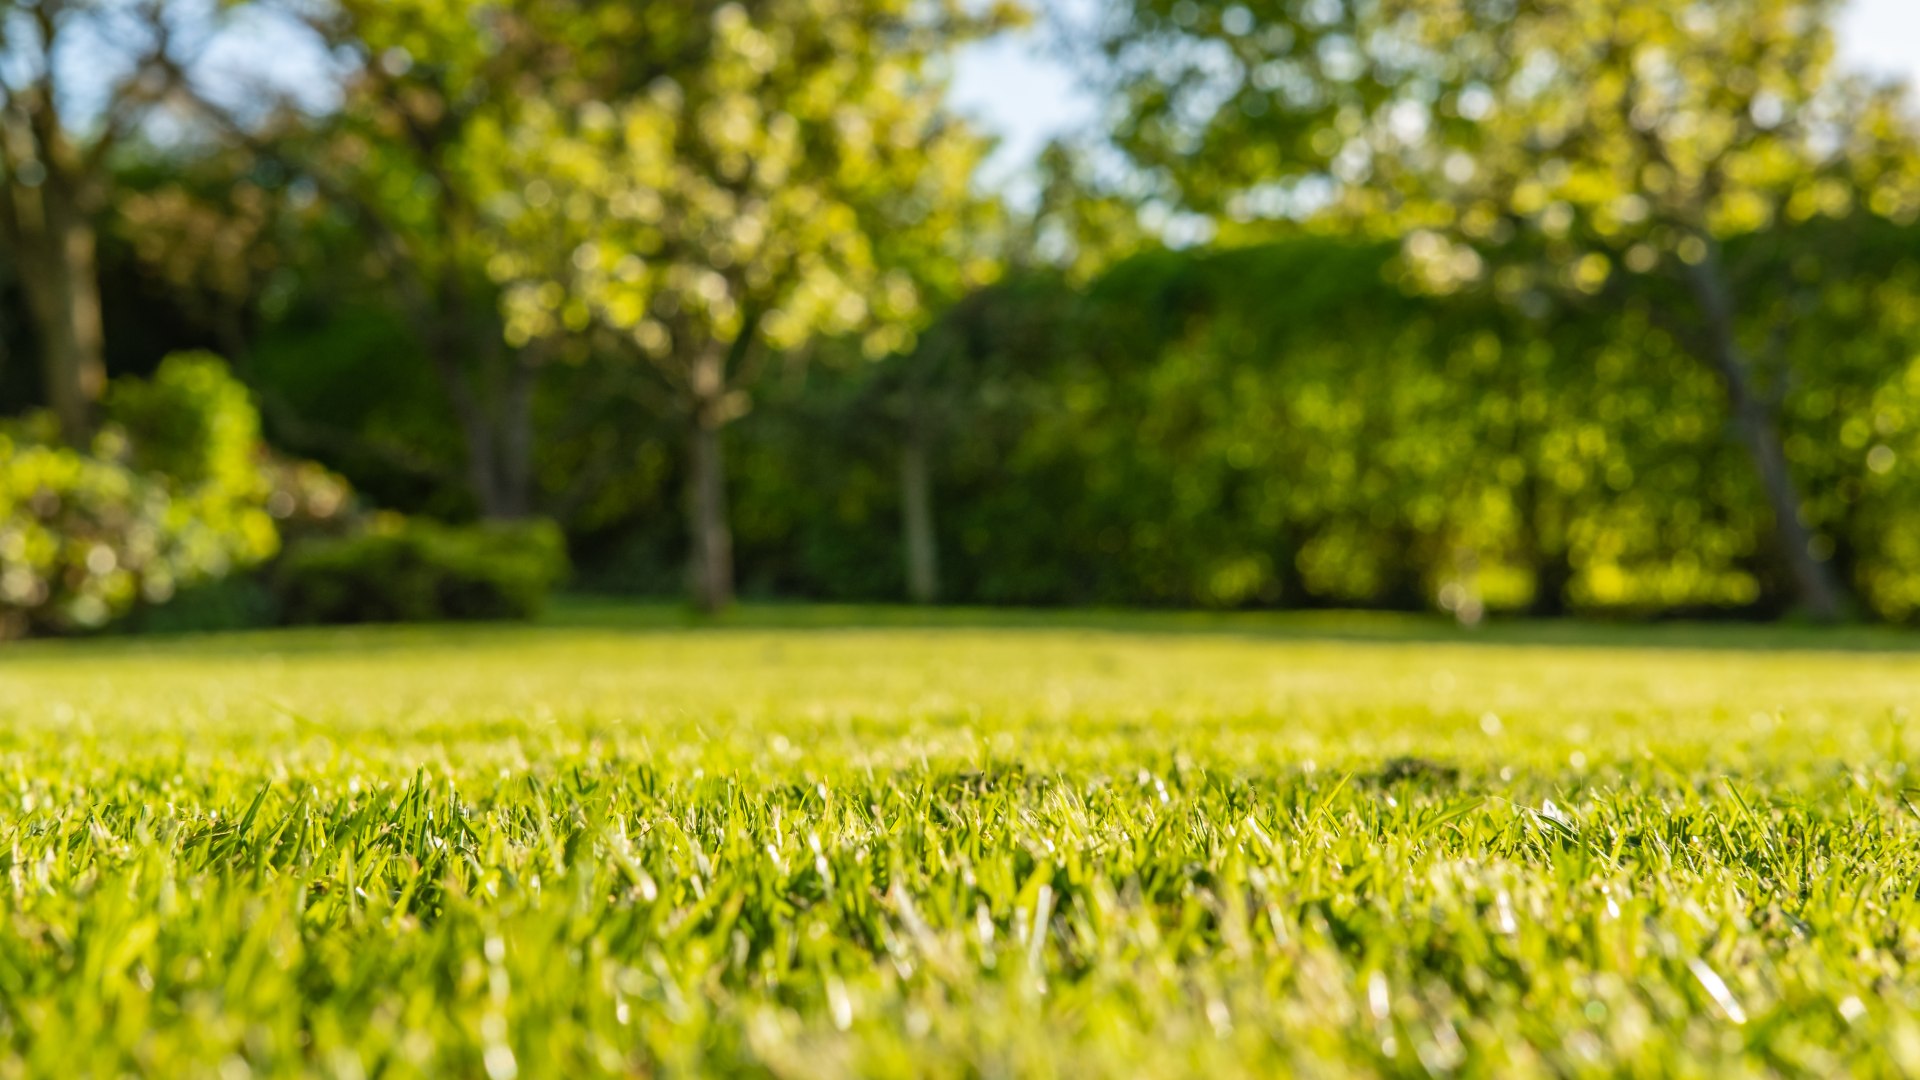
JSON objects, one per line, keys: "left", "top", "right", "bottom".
{"left": 685, "top": 243, "right": 1754, "bottom": 614}
{"left": 196, "top": 229, "right": 1920, "bottom": 620}
{"left": 276, "top": 518, "right": 569, "bottom": 625}
{"left": 621, "top": 233, "right": 1920, "bottom": 619}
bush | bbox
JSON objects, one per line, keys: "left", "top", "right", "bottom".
{"left": 106, "top": 351, "right": 264, "bottom": 492}
{"left": 1, "top": 355, "right": 278, "bottom": 637}
{"left": 130, "top": 576, "right": 281, "bottom": 635}
{"left": 2, "top": 350, "right": 550, "bottom": 637}
{"left": 276, "top": 518, "right": 568, "bottom": 625}
{"left": 259, "top": 452, "right": 359, "bottom": 543}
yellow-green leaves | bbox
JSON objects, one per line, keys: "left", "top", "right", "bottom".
{"left": 1109, "top": 0, "right": 1918, "bottom": 266}
{"left": 475, "top": 0, "right": 1006, "bottom": 379}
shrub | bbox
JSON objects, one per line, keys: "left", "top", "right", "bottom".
{"left": 1, "top": 355, "right": 278, "bottom": 638}
{"left": 130, "top": 576, "right": 281, "bottom": 635}
{"left": 1, "top": 351, "right": 550, "bottom": 637}
{"left": 276, "top": 517, "right": 568, "bottom": 625}
{"left": 259, "top": 452, "right": 359, "bottom": 543}
{"left": 105, "top": 351, "right": 264, "bottom": 493}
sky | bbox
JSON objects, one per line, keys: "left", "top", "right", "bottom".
{"left": 948, "top": 0, "right": 1920, "bottom": 184}
{"left": 68, "top": 0, "right": 1920, "bottom": 199}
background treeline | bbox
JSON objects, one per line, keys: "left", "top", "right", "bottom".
{"left": 4, "top": 0, "right": 1920, "bottom": 630}
{"left": 14, "top": 221, "right": 1920, "bottom": 622}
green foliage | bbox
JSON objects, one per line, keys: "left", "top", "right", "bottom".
{"left": 4, "top": 610, "right": 1920, "bottom": 1073}
{"left": 105, "top": 351, "right": 267, "bottom": 491}
{"left": 1101, "top": 0, "right": 1919, "bottom": 239}
{"left": 275, "top": 517, "right": 569, "bottom": 625}
{"left": 0, "top": 355, "right": 278, "bottom": 637}
{"left": 581, "top": 227, "right": 1920, "bottom": 619}
{"left": 480, "top": 0, "right": 1010, "bottom": 359}
{"left": 1097, "top": 0, "right": 1920, "bottom": 620}
{"left": 247, "top": 305, "right": 471, "bottom": 518}
{"left": 32, "top": 0, "right": 1917, "bottom": 629}
{"left": 130, "top": 576, "right": 282, "bottom": 636}
{"left": 0, "top": 432, "right": 169, "bottom": 635}
{"left": 647, "top": 243, "right": 1695, "bottom": 610}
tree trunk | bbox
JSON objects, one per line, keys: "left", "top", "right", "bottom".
{"left": 449, "top": 383, "right": 502, "bottom": 520}
{"left": 213, "top": 304, "right": 254, "bottom": 382}
{"left": 423, "top": 316, "right": 543, "bottom": 521}
{"left": 16, "top": 189, "right": 107, "bottom": 446}
{"left": 899, "top": 415, "right": 940, "bottom": 604}
{"left": 494, "top": 350, "right": 538, "bottom": 520}
{"left": 1530, "top": 550, "right": 1575, "bottom": 619}
{"left": 685, "top": 347, "right": 734, "bottom": 613}
{"left": 1684, "top": 250, "right": 1844, "bottom": 622}
{"left": 1727, "top": 386, "right": 1841, "bottom": 620}
{"left": 1517, "top": 472, "right": 1573, "bottom": 617}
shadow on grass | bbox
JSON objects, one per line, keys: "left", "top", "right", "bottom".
{"left": 538, "top": 595, "right": 1920, "bottom": 652}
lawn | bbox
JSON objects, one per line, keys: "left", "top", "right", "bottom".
{"left": 3, "top": 604, "right": 1920, "bottom": 1076}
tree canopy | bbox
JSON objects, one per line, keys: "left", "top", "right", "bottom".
{"left": 4, "top": 0, "right": 1920, "bottom": 622}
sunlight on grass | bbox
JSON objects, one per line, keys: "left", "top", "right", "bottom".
{"left": 2, "top": 607, "right": 1918, "bottom": 1075}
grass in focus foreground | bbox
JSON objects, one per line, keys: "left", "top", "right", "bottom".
{"left": 3, "top": 605, "right": 1920, "bottom": 1076}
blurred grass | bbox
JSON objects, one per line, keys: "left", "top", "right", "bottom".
{"left": 3, "top": 603, "right": 1920, "bottom": 1075}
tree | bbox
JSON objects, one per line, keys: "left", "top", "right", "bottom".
{"left": 855, "top": 139, "right": 1138, "bottom": 605}
{"left": 480, "top": 0, "right": 1012, "bottom": 611}
{"left": 204, "top": 1, "right": 664, "bottom": 519}
{"left": 862, "top": 119, "right": 1009, "bottom": 606}
{"left": 116, "top": 147, "right": 297, "bottom": 374}
{"left": 1009, "top": 140, "right": 1152, "bottom": 283}
{"left": 213, "top": 0, "right": 550, "bottom": 520}
{"left": 0, "top": 0, "right": 215, "bottom": 444}
{"left": 1100, "top": 0, "right": 1920, "bottom": 620}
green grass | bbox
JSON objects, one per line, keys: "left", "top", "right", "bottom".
{"left": 4, "top": 604, "right": 1920, "bottom": 1076}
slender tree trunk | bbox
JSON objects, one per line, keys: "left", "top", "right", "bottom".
{"left": 447, "top": 380, "right": 502, "bottom": 519}
{"left": 1684, "top": 250, "right": 1843, "bottom": 622}
{"left": 1517, "top": 472, "right": 1573, "bottom": 617}
{"left": 1378, "top": 525, "right": 1429, "bottom": 612}
{"left": 494, "top": 350, "right": 539, "bottom": 520}
{"left": 16, "top": 188, "right": 107, "bottom": 445}
{"left": 1531, "top": 549, "right": 1575, "bottom": 618}
{"left": 1727, "top": 383, "right": 1840, "bottom": 619}
{"left": 432, "top": 352, "right": 538, "bottom": 521}
{"left": 685, "top": 346, "right": 734, "bottom": 613}
{"left": 415, "top": 252, "right": 536, "bottom": 521}
{"left": 422, "top": 307, "right": 541, "bottom": 521}
{"left": 213, "top": 305, "right": 254, "bottom": 381}
{"left": 899, "top": 413, "right": 940, "bottom": 604}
